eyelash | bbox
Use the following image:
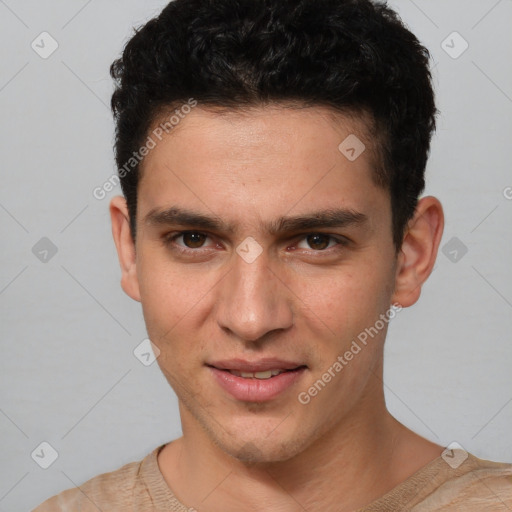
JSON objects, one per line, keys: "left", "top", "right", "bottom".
{"left": 162, "top": 231, "right": 349, "bottom": 256}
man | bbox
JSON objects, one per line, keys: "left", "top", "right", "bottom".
{"left": 33, "top": 0, "right": 512, "bottom": 510}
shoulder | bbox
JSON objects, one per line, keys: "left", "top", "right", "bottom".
{"left": 413, "top": 453, "right": 512, "bottom": 511}
{"left": 31, "top": 449, "right": 154, "bottom": 512}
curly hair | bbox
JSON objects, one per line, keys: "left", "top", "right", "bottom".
{"left": 110, "top": 0, "right": 437, "bottom": 251}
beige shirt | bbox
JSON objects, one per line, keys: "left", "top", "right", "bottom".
{"left": 32, "top": 443, "right": 512, "bottom": 511}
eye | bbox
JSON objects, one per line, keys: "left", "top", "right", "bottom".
{"left": 178, "top": 231, "right": 208, "bottom": 248}
{"left": 164, "top": 231, "right": 213, "bottom": 251}
{"left": 296, "top": 233, "right": 344, "bottom": 251}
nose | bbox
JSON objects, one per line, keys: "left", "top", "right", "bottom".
{"left": 216, "top": 249, "right": 294, "bottom": 343}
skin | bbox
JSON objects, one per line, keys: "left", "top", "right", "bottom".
{"left": 110, "top": 105, "right": 445, "bottom": 511}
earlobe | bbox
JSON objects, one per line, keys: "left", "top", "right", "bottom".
{"left": 391, "top": 196, "right": 444, "bottom": 308}
{"left": 109, "top": 195, "right": 141, "bottom": 302}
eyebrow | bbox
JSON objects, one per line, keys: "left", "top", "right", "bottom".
{"left": 143, "top": 206, "right": 368, "bottom": 235}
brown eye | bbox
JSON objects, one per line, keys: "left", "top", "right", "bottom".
{"left": 305, "top": 234, "right": 331, "bottom": 250}
{"left": 182, "top": 231, "right": 207, "bottom": 248}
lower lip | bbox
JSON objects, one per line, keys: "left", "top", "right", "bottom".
{"left": 208, "top": 366, "right": 307, "bottom": 402}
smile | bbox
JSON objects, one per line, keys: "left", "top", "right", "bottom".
{"left": 207, "top": 364, "right": 307, "bottom": 402}
{"left": 226, "top": 369, "right": 291, "bottom": 379}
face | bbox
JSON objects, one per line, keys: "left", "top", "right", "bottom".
{"left": 124, "top": 105, "right": 400, "bottom": 463}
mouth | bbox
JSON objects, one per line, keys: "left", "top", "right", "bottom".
{"left": 206, "top": 360, "right": 308, "bottom": 402}
{"left": 207, "top": 366, "right": 307, "bottom": 379}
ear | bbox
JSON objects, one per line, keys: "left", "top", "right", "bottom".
{"left": 391, "top": 196, "right": 444, "bottom": 308}
{"left": 109, "top": 195, "right": 141, "bottom": 302}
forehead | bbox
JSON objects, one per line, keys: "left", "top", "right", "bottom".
{"left": 137, "top": 105, "right": 389, "bottom": 233}
{"left": 142, "top": 104, "right": 377, "bottom": 176}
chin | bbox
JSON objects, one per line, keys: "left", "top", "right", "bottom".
{"left": 217, "top": 430, "right": 312, "bottom": 465}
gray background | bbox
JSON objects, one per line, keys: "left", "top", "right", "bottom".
{"left": 0, "top": 1, "right": 511, "bottom": 510}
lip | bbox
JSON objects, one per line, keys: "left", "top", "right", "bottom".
{"left": 207, "top": 358, "right": 305, "bottom": 372}
{"left": 207, "top": 364, "right": 307, "bottom": 402}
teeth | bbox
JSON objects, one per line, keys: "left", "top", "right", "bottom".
{"left": 229, "top": 369, "right": 286, "bottom": 379}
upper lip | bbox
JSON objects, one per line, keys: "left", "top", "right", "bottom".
{"left": 207, "top": 358, "right": 306, "bottom": 372}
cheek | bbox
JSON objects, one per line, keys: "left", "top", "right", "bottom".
{"left": 290, "top": 263, "right": 389, "bottom": 338}
{"left": 137, "top": 254, "right": 215, "bottom": 362}
{"left": 138, "top": 247, "right": 197, "bottom": 309}
{"left": 137, "top": 256, "right": 191, "bottom": 342}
